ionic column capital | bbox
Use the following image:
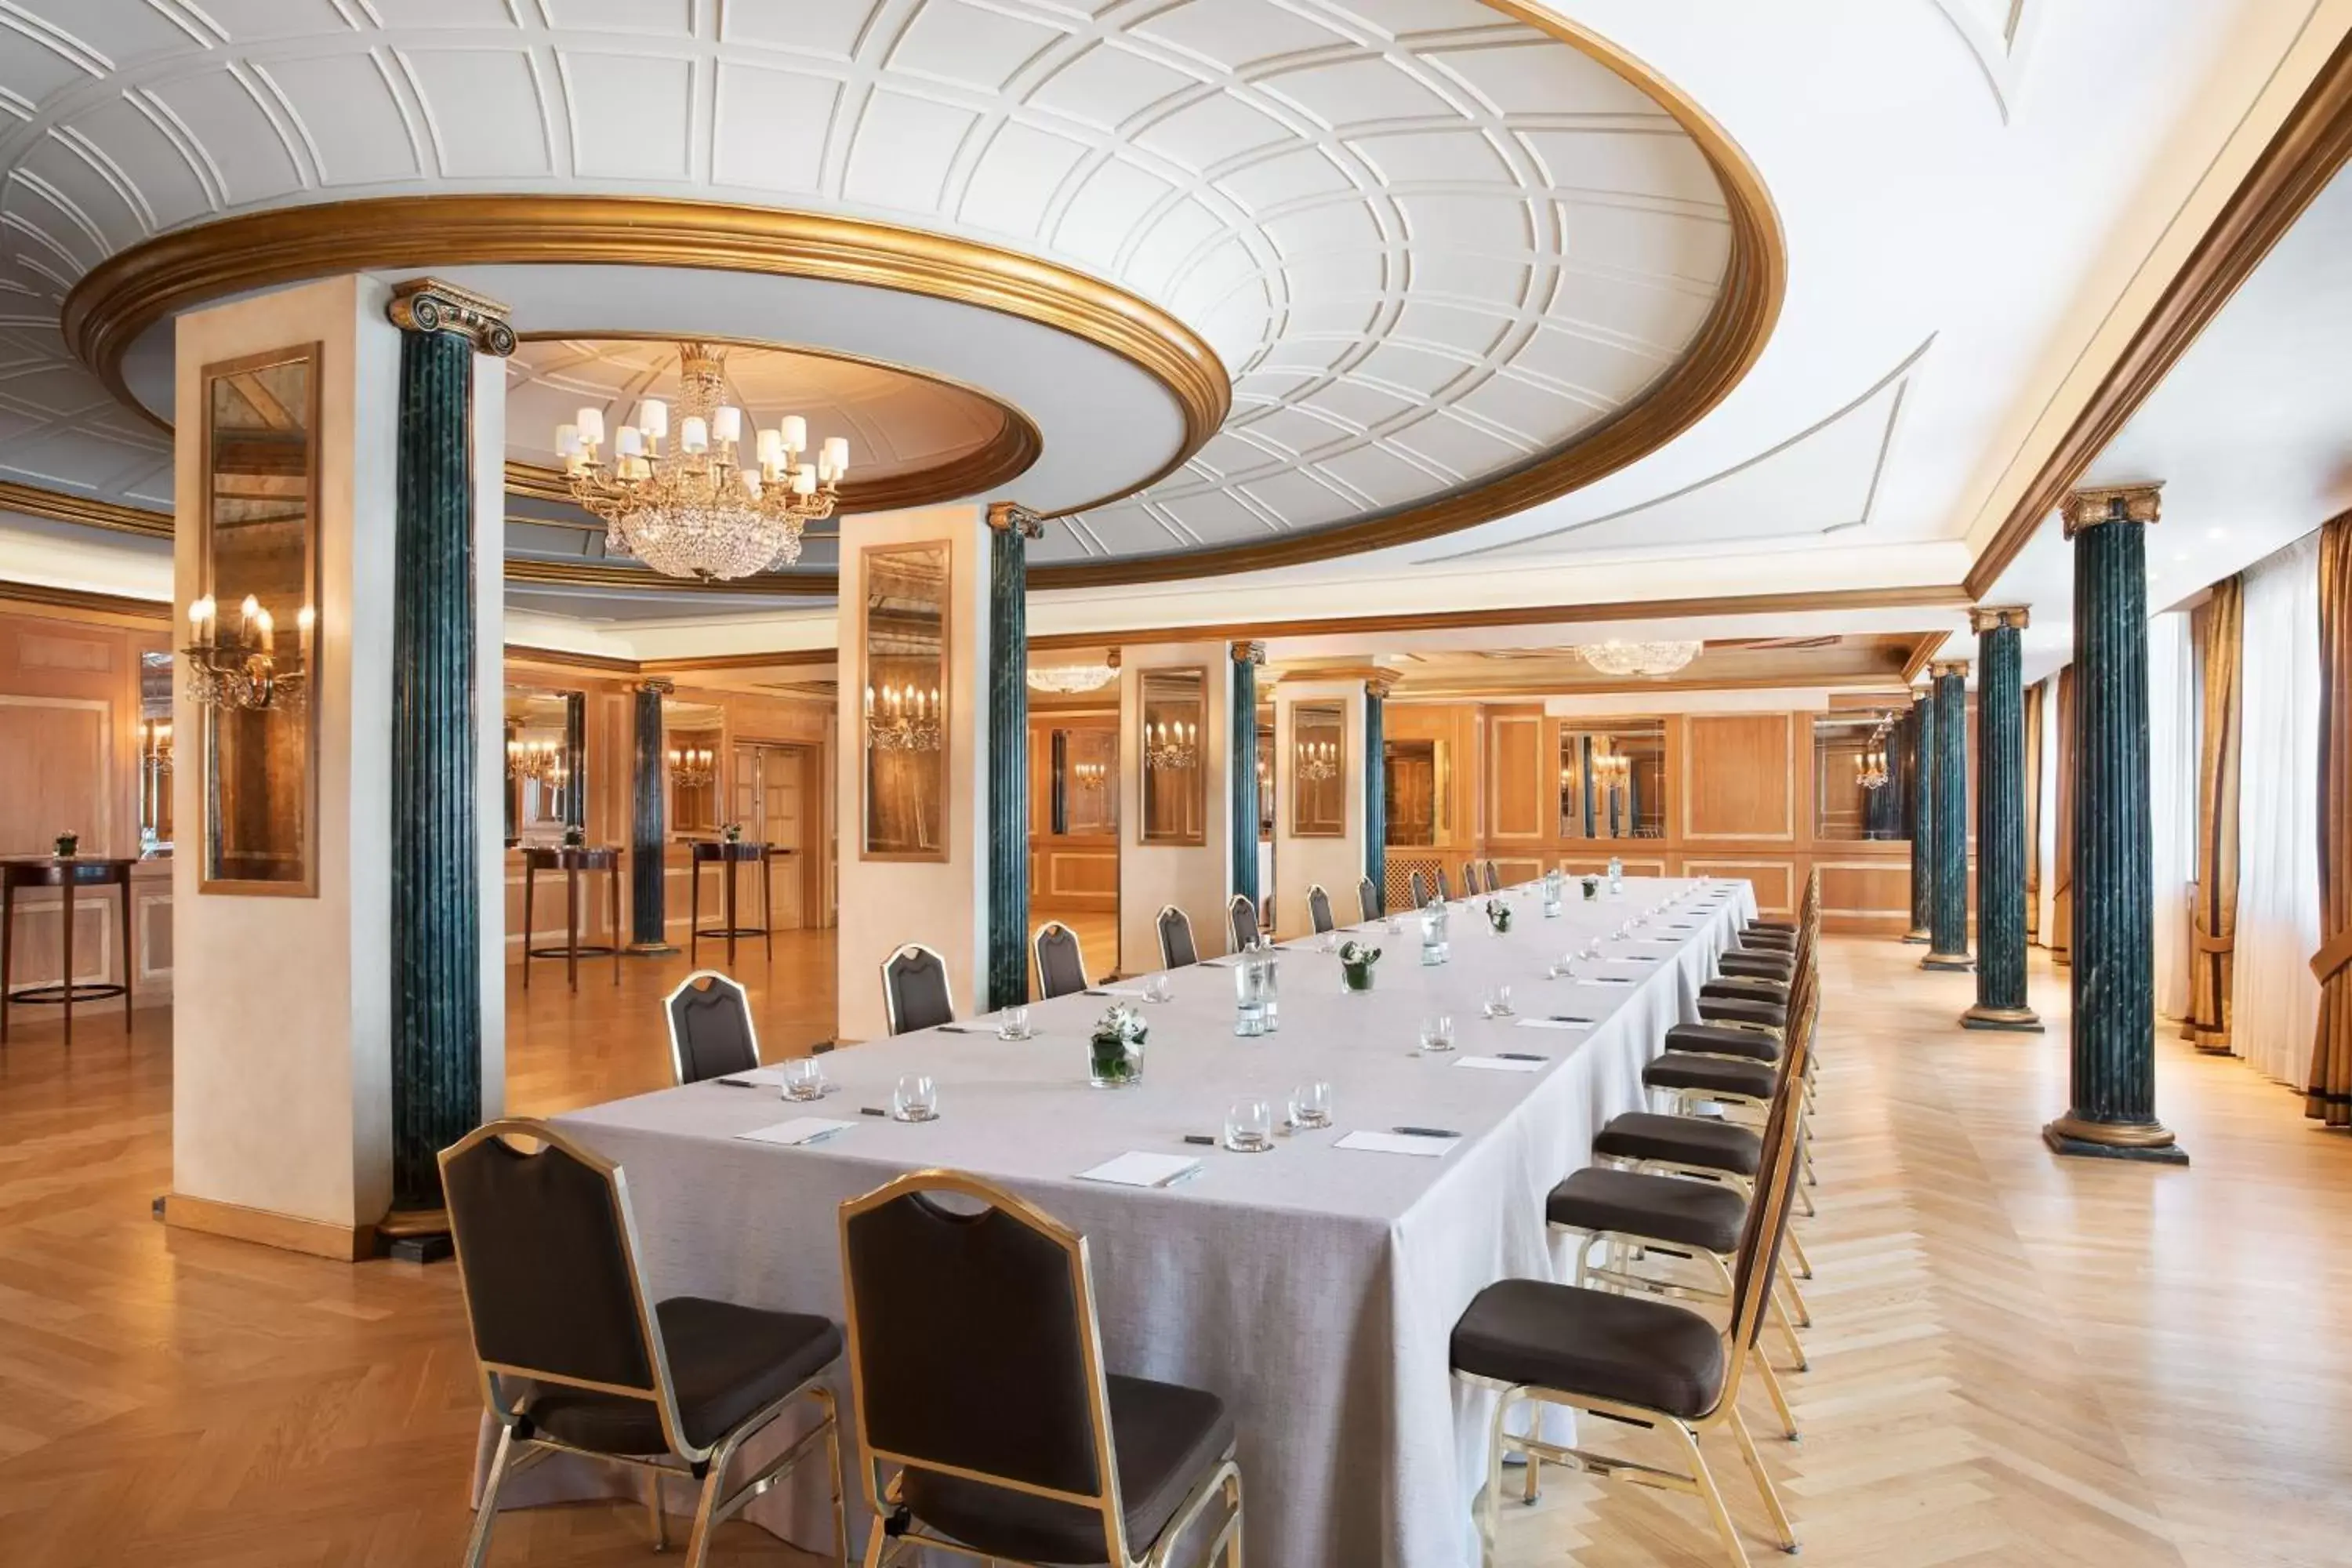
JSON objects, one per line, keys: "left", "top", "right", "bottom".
{"left": 986, "top": 501, "right": 1044, "bottom": 539}
{"left": 1969, "top": 604, "right": 2031, "bottom": 633}
{"left": 387, "top": 277, "right": 515, "bottom": 355}
{"left": 2061, "top": 483, "right": 2162, "bottom": 537}
{"left": 1229, "top": 640, "right": 1266, "bottom": 666}
{"left": 1930, "top": 659, "right": 1972, "bottom": 681}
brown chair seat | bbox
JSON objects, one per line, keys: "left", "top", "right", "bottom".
{"left": 1745, "top": 918, "right": 1796, "bottom": 934}
{"left": 1718, "top": 952, "right": 1795, "bottom": 980}
{"left": 524, "top": 1296, "right": 843, "bottom": 1454}
{"left": 1593, "top": 1112, "right": 1762, "bottom": 1177}
{"left": 1664, "top": 1022, "right": 1781, "bottom": 1063}
{"left": 1547, "top": 1167, "right": 1748, "bottom": 1255}
{"left": 902, "top": 1373, "right": 1233, "bottom": 1564}
{"left": 1643, "top": 1052, "right": 1778, "bottom": 1102}
{"left": 1701, "top": 976, "right": 1788, "bottom": 1004}
{"left": 1451, "top": 1278, "right": 1727, "bottom": 1420}
{"left": 1698, "top": 995, "right": 1785, "bottom": 1029}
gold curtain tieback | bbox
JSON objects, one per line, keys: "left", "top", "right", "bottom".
{"left": 2193, "top": 930, "right": 2236, "bottom": 955}
{"left": 2311, "top": 927, "right": 2352, "bottom": 984}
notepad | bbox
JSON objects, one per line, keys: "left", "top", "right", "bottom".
{"left": 1455, "top": 1054, "right": 1548, "bottom": 1073}
{"left": 1516, "top": 1017, "right": 1592, "bottom": 1032}
{"left": 732, "top": 1065, "right": 797, "bottom": 1085}
{"left": 1335, "top": 1131, "right": 1452, "bottom": 1156}
{"left": 1079, "top": 1152, "right": 1203, "bottom": 1188}
{"left": 738, "top": 1117, "right": 854, "bottom": 1147}
{"left": 1579, "top": 975, "right": 1636, "bottom": 986}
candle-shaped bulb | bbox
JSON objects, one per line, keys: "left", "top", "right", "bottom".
{"left": 296, "top": 604, "right": 315, "bottom": 636}
{"left": 822, "top": 435, "right": 849, "bottom": 477}
{"left": 254, "top": 607, "right": 274, "bottom": 641}
{"left": 712, "top": 405, "right": 742, "bottom": 444}
{"left": 615, "top": 425, "right": 644, "bottom": 458}
{"left": 780, "top": 415, "right": 807, "bottom": 453}
{"left": 757, "top": 428, "right": 782, "bottom": 464}
{"left": 638, "top": 397, "right": 668, "bottom": 440}
{"left": 575, "top": 408, "right": 605, "bottom": 445}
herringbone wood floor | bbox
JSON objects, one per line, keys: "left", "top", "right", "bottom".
{"left": 0, "top": 935, "right": 2345, "bottom": 1566}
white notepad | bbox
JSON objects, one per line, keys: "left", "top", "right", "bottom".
{"left": 732, "top": 1065, "right": 796, "bottom": 1085}
{"left": 1454, "top": 1055, "right": 1547, "bottom": 1073}
{"left": 1335, "top": 1131, "right": 1452, "bottom": 1156}
{"left": 1079, "top": 1152, "right": 1203, "bottom": 1188}
{"left": 737, "top": 1117, "right": 854, "bottom": 1147}
{"left": 1515, "top": 1017, "right": 1592, "bottom": 1031}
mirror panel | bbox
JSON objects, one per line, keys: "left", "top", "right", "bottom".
{"left": 862, "top": 542, "right": 949, "bottom": 860}
{"left": 1813, "top": 710, "right": 1906, "bottom": 840}
{"left": 1290, "top": 702, "right": 1347, "bottom": 837}
{"left": 139, "top": 652, "right": 174, "bottom": 857}
{"left": 1049, "top": 726, "right": 1119, "bottom": 836}
{"left": 504, "top": 689, "right": 583, "bottom": 843}
{"left": 1138, "top": 666, "right": 1206, "bottom": 846}
{"left": 1383, "top": 737, "right": 1452, "bottom": 846}
{"left": 199, "top": 344, "right": 321, "bottom": 895}
{"left": 664, "top": 698, "right": 724, "bottom": 838}
{"left": 1557, "top": 719, "right": 1667, "bottom": 840}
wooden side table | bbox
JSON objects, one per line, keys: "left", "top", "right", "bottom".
{"left": 2, "top": 856, "right": 136, "bottom": 1045}
{"left": 690, "top": 840, "right": 774, "bottom": 968}
{"left": 521, "top": 845, "right": 623, "bottom": 991}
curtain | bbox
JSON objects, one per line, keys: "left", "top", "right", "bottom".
{"left": 2035, "top": 676, "right": 2060, "bottom": 947}
{"left": 2189, "top": 579, "right": 2243, "bottom": 1049}
{"left": 2147, "top": 612, "right": 2198, "bottom": 1022}
{"left": 2052, "top": 665, "right": 2075, "bottom": 964}
{"left": 2024, "top": 678, "right": 2043, "bottom": 942}
{"left": 2307, "top": 518, "right": 2352, "bottom": 1124}
{"left": 2234, "top": 532, "right": 2323, "bottom": 1087}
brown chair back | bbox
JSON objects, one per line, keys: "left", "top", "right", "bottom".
{"left": 665, "top": 971, "right": 759, "bottom": 1084}
{"left": 1306, "top": 884, "right": 1335, "bottom": 935}
{"left": 1225, "top": 893, "right": 1258, "bottom": 954}
{"left": 1357, "top": 875, "right": 1380, "bottom": 922}
{"left": 1033, "top": 922, "right": 1089, "bottom": 1000}
{"left": 1156, "top": 905, "right": 1197, "bottom": 968}
{"left": 1410, "top": 869, "right": 1432, "bottom": 909}
{"left": 882, "top": 943, "right": 955, "bottom": 1036}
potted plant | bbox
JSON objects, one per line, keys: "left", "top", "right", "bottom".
{"left": 561, "top": 824, "right": 586, "bottom": 848}
{"left": 53, "top": 829, "right": 78, "bottom": 858}
{"left": 1485, "top": 897, "right": 1512, "bottom": 935}
{"left": 721, "top": 822, "right": 744, "bottom": 844}
{"left": 1338, "top": 939, "right": 1382, "bottom": 993}
{"left": 1088, "top": 1003, "right": 1148, "bottom": 1087}
{"left": 1580, "top": 873, "right": 1600, "bottom": 902}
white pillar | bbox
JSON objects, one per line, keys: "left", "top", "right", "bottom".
{"left": 1272, "top": 675, "right": 1371, "bottom": 941}
{"left": 1117, "top": 642, "right": 1236, "bottom": 972}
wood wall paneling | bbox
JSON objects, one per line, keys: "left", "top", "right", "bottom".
{"left": 1487, "top": 710, "right": 1544, "bottom": 840}
{"left": 1682, "top": 713, "right": 1795, "bottom": 841}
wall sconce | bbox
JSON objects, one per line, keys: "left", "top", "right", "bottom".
{"left": 1294, "top": 739, "right": 1340, "bottom": 782}
{"left": 1145, "top": 719, "right": 1198, "bottom": 772}
{"left": 865, "top": 681, "right": 942, "bottom": 753}
{"left": 1073, "top": 759, "right": 1107, "bottom": 793}
{"left": 669, "top": 742, "right": 716, "bottom": 786}
{"left": 183, "top": 593, "right": 311, "bottom": 710}
{"left": 506, "top": 736, "right": 564, "bottom": 782}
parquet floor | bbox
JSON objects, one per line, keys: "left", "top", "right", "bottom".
{"left": 0, "top": 935, "right": 2346, "bottom": 1566}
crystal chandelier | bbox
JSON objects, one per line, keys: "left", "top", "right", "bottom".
{"left": 1593, "top": 750, "right": 1631, "bottom": 789}
{"left": 669, "top": 741, "right": 716, "bottom": 787}
{"left": 1575, "top": 639, "right": 1703, "bottom": 677}
{"left": 182, "top": 593, "right": 310, "bottom": 710}
{"left": 558, "top": 342, "right": 848, "bottom": 582}
{"left": 866, "top": 681, "right": 942, "bottom": 753}
{"left": 506, "top": 736, "right": 565, "bottom": 784}
{"left": 1145, "top": 719, "right": 1198, "bottom": 772}
{"left": 1295, "top": 740, "right": 1340, "bottom": 782}
{"left": 1073, "top": 760, "right": 1108, "bottom": 793}
{"left": 1027, "top": 663, "right": 1119, "bottom": 695}
{"left": 1857, "top": 712, "right": 1894, "bottom": 789}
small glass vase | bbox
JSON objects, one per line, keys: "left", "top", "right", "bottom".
{"left": 1088, "top": 1031, "right": 1145, "bottom": 1087}
{"left": 1419, "top": 905, "right": 1450, "bottom": 967}
{"left": 1341, "top": 960, "right": 1376, "bottom": 993}
{"left": 53, "top": 833, "right": 78, "bottom": 859}
{"left": 1581, "top": 877, "right": 1600, "bottom": 902}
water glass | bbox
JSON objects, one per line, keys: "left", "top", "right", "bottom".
{"left": 1143, "top": 973, "right": 1174, "bottom": 1004}
{"left": 997, "top": 1004, "right": 1033, "bottom": 1041}
{"left": 1289, "top": 1080, "right": 1334, "bottom": 1131}
{"left": 891, "top": 1073, "right": 939, "bottom": 1123}
{"left": 1225, "top": 1098, "right": 1275, "bottom": 1152}
{"left": 1483, "top": 983, "right": 1515, "bottom": 1019}
{"left": 1548, "top": 951, "right": 1580, "bottom": 981}
{"left": 1419, "top": 1014, "right": 1457, "bottom": 1054}
{"left": 782, "top": 1057, "right": 826, "bottom": 1102}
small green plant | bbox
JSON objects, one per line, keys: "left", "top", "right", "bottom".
{"left": 53, "top": 829, "right": 78, "bottom": 858}
{"left": 1338, "top": 939, "right": 1383, "bottom": 992}
{"left": 1485, "top": 898, "right": 1512, "bottom": 934}
{"left": 1089, "top": 1003, "right": 1148, "bottom": 1086}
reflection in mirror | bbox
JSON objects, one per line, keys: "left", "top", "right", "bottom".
{"left": 139, "top": 652, "right": 174, "bottom": 857}
{"left": 1049, "top": 727, "right": 1119, "bottom": 836}
{"left": 1290, "top": 702, "right": 1346, "bottom": 837}
{"left": 665, "top": 698, "right": 724, "bottom": 837}
{"left": 1559, "top": 720, "right": 1667, "bottom": 840}
{"left": 1255, "top": 719, "right": 1275, "bottom": 841}
{"left": 863, "top": 543, "right": 949, "bottom": 860}
{"left": 1384, "top": 738, "right": 1452, "bottom": 846}
{"left": 1139, "top": 667, "right": 1206, "bottom": 846}
{"left": 1814, "top": 710, "right": 1906, "bottom": 840}
{"left": 201, "top": 345, "right": 320, "bottom": 894}
{"left": 504, "top": 690, "right": 583, "bottom": 843}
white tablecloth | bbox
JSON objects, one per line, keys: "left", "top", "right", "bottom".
{"left": 485, "top": 877, "right": 1755, "bottom": 1566}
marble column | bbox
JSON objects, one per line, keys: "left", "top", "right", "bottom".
{"left": 2045, "top": 484, "right": 2186, "bottom": 1162}
{"left": 1230, "top": 641, "right": 1263, "bottom": 911}
{"left": 384, "top": 279, "right": 513, "bottom": 1232}
{"left": 629, "top": 679, "right": 676, "bottom": 953}
{"left": 1364, "top": 674, "right": 1389, "bottom": 915}
{"left": 984, "top": 503, "right": 1041, "bottom": 1011}
{"left": 1965, "top": 608, "right": 2041, "bottom": 1029}
{"left": 1905, "top": 688, "right": 1936, "bottom": 942}
{"left": 1922, "top": 659, "right": 1973, "bottom": 970}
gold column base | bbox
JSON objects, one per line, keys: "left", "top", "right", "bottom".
{"left": 627, "top": 940, "right": 679, "bottom": 956}
{"left": 1920, "top": 948, "right": 1973, "bottom": 971}
{"left": 2042, "top": 1114, "right": 2190, "bottom": 1165}
{"left": 377, "top": 1205, "right": 455, "bottom": 1262}
{"left": 1900, "top": 927, "right": 1931, "bottom": 945}
{"left": 1960, "top": 1003, "right": 2043, "bottom": 1032}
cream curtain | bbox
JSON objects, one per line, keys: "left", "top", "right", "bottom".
{"left": 2148, "top": 612, "right": 2199, "bottom": 1022}
{"left": 2189, "top": 580, "right": 2244, "bottom": 1050}
{"left": 2052, "top": 666, "right": 2075, "bottom": 965}
{"left": 2233, "top": 533, "right": 2323, "bottom": 1087}
{"left": 2307, "top": 517, "right": 2352, "bottom": 1125}
{"left": 2035, "top": 674, "right": 2060, "bottom": 949}
{"left": 2024, "top": 677, "right": 2044, "bottom": 944}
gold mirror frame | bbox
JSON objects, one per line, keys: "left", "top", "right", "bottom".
{"left": 1138, "top": 667, "right": 1207, "bottom": 848}
{"left": 860, "top": 541, "right": 951, "bottom": 862}
{"left": 197, "top": 343, "right": 323, "bottom": 898}
{"left": 1290, "top": 702, "right": 1348, "bottom": 839}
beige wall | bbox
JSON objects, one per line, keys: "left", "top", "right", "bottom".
{"left": 1118, "top": 642, "right": 1234, "bottom": 975}
{"left": 1272, "top": 679, "right": 1367, "bottom": 941}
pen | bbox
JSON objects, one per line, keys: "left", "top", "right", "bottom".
{"left": 1497, "top": 1051, "right": 1548, "bottom": 1062}
{"left": 1182, "top": 1134, "right": 1217, "bottom": 1146}
{"left": 859, "top": 1106, "right": 889, "bottom": 1118}
{"left": 714, "top": 1077, "right": 757, "bottom": 1087}
{"left": 1392, "top": 1125, "right": 1461, "bottom": 1138}
{"left": 1548, "top": 1014, "right": 1596, "bottom": 1024}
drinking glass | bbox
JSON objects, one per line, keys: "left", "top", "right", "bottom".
{"left": 1224, "top": 1098, "right": 1275, "bottom": 1152}
{"left": 1289, "top": 1080, "right": 1334, "bottom": 1131}
{"left": 997, "top": 1004, "right": 1033, "bottom": 1041}
{"left": 1548, "top": 951, "right": 1580, "bottom": 981}
{"left": 1419, "top": 1014, "right": 1457, "bottom": 1054}
{"left": 1143, "top": 973, "right": 1174, "bottom": 1004}
{"left": 891, "top": 1073, "right": 938, "bottom": 1122}
{"left": 1483, "top": 983, "right": 1514, "bottom": 1019}
{"left": 782, "top": 1057, "right": 826, "bottom": 1102}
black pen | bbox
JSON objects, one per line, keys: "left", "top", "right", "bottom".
{"left": 859, "top": 1106, "right": 889, "bottom": 1118}
{"left": 1548, "top": 1014, "right": 1596, "bottom": 1024}
{"left": 1392, "top": 1125, "right": 1461, "bottom": 1138}
{"left": 714, "top": 1077, "right": 758, "bottom": 1087}
{"left": 1182, "top": 1134, "right": 1217, "bottom": 1146}
{"left": 1497, "top": 1051, "right": 1549, "bottom": 1062}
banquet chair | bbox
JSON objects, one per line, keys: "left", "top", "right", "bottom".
{"left": 1033, "top": 921, "right": 1090, "bottom": 1000}
{"left": 1356, "top": 874, "right": 1380, "bottom": 923}
{"left": 1450, "top": 1020, "right": 1809, "bottom": 1568}
{"left": 1157, "top": 905, "right": 1200, "bottom": 969}
{"left": 665, "top": 971, "right": 760, "bottom": 1085}
{"left": 881, "top": 943, "right": 956, "bottom": 1036}
{"left": 1225, "top": 893, "right": 1258, "bottom": 954}
{"left": 445, "top": 1120, "right": 849, "bottom": 1568}
{"left": 837, "top": 1170, "right": 1245, "bottom": 1568}
{"left": 1436, "top": 866, "right": 1454, "bottom": 902}
{"left": 1484, "top": 858, "right": 1502, "bottom": 893}
{"left": 1410, "top": 869, "right": 1432, "bottom": 909}
{"left": 1462, "top": 860, "right": 1486, "bottom": 896}
{"left": 1306, "top": 884, "right": 1336, "bottom": 935}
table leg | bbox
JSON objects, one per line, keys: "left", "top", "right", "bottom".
{"left": 523, "top": 860, "right": 536, "bottom": 990}
{"left": 2, "top": 884, "right": 13, "bottom": 1045}
{"left": 724, "top": 858, "right": 739, "bottom": 968}
{"left": 60, "top": 875, "right": 74, "bottom": 1047}
{"left": 565, "top": 864, "right": 581, "bottom": 993}
{"left": 691, "top": 858, "right": 702, "bottom": 967}
{"left": 610, "top": 862, "right": 622, "bottom": 985}
{"left": 120, "top": 877, "right": 132, "bottom": 1034}
{"left": 763, "top": 848, "right": 774, "bottom": 964}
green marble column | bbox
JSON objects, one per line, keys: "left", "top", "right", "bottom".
{"left": 985, "top": 504, "right": 1040, "bottom": 1011}
{"left": 1364, "top": 677, "right": 1388, "bottom": 913}
{"left": 383, "top": 279, "right": 513, "bottom": 1229}
{"left": 629, "top": 679, "right": 675, "bottom": 953}
{"left": 1965, "top": 608, "right": 2041, "bottom": 1029}
{"left": 2045, "top": 485, "right": 2185, "bottom": 1161}
{"left": 1923, "top": 660, "right": 1973, "bottom": 970}
{"left": 561, "top": 691, "right": 586, "bottom": 833}
{"left": 1230, "top": 641, "right": 1263, "bottom": 910}
{"left": 1905, "top": 690, "right": 1936, "bottom": 942}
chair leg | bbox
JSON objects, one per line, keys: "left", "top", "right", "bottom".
{"left": 1478, "top": 1390, "right": 1516, "bottom": 1565}
{"left": 1751, "top": 1346, "right": 1801, "bottom": 1441}
{"left": 1785, "top": 1224, "right": 1815, "bottom": 1280}
{"left": 817, "top": 1387, "right": 851, "bottom": 1567}
{"left": 1728, "top": 1406, "right": 1799, "bottom": 1553}
{"left": 464, "top": 1425, "right": 516, "bottom": 1568}
{"left": 1778, "top": 1270, "right": 1814, "bottom": 1331}
{"left": 647, "top": 1468, "right": 671, "bottom": 1551}
{"left": 862, "top": 1523, "right": 892, "bottom": 1568}
{"left": 1663, "top": 1417, "right": 1748, "bottom": 1568}
{"left": 1770, "top": 1290, "right": 1809, "bottom": 1371}
{"left": 1225, "top": 1468, "right": 1246, "bottom": 1568}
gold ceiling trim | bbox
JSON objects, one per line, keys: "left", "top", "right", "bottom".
{"left": 0, "top": 575, "right": 172, "bottom": 622}
{"left": 0, "top": 480, "right": 172, "bottom": 539}
{"left": 506, "top": 557, "right": 835, "bottom": 597}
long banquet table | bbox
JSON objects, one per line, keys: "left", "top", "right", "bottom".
{"left": 492, "top": 876, "right": 1757, "bottom": 1566}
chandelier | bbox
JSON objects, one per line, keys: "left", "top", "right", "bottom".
{"left": 1857, "top": 712, "right": 1895, "bottom": 790}
{"left": 183, "top": 593, "right": 310, "bottom": 710}
{"left": 558, "top": 342, "right": 848, "bottom": 581}
{"left": 1028, "top": 663, "right": 1118, "bottom": 695}
{"left": 1593, "top": 750, "right": 1632, "bottom": 789}
{"left": 1575, "top": 639, "right": 1702, "bottom": 678}
{"left": 1145, "top": 719, "right": 1198, "bottom": 772}
{"left": 1295, "top": 740, "right": 1340, "bottom": 782}
{"left": 669, "top": 741, "right": 716, "bottom": 787}
{"left": 506, "top": 735, "right": 564, "bottom": 783}
{"left": 1073, "top": 760, "right": 1108, "bottom": 793}
{"left": 866, "top": 681, "right": 942, "bottom": 753}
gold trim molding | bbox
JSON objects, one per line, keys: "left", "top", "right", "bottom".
{"left": 0, "top": 575, "right": 172, "bottom": 622}
{"left": 506, "top": 557, "right": 835, "bottom": 597}
{"left": 0, "top": 481, "right": 171, "bottom": 539}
